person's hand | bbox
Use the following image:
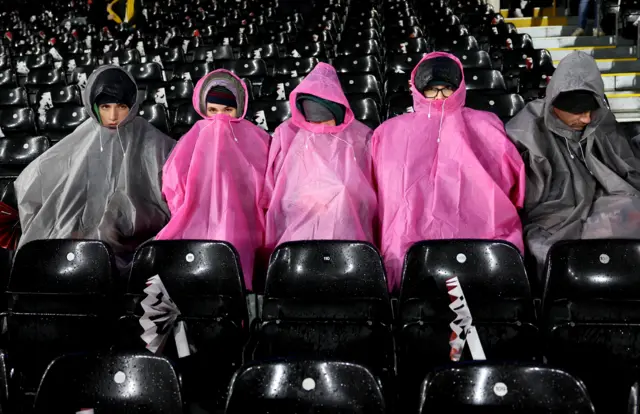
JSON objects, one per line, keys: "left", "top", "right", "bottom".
{"left": 107, "top": 14, "right": 114, "bottom": 20}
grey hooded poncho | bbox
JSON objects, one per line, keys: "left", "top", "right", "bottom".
{"left": 14, "top": 65, "right": 176, "bottom": 271}
{"left": 506, "top": 51, "right": 640, "bottom": 272}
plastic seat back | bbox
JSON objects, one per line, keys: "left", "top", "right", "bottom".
{"left": 420, "top": 362, "right": 595, "bottom": 413}
{"left": 454, "top": 50, "right": 493, "bottom": 69}
{"left": 339, "top": 74, "right": 382, "bottom": 107}
{"left": 34, "top": 352, "right": 183, "bottom": 413}
{"left": 259, "top": 76, "right": 304, "bottom": 100}
{"left": 124, "top": 62, "right": 164, "bottom": 86}
{"left": 0, "top": 69, "right": 16, "bottom": 88}
{"left": 25, "top": 68, "right": 66, "bottom": 88}
{"left": 44, "top": 106, "right": 89, "bottom": 142}
{"left": 0, "top": 107, "right": 37, "bottom": 137}
{"left": 273, "top": 58, "right": 319, "bottom": 77}
{"left": 465, "top": 92, "right": 525, "bottom": 122}
{"left": 333, "top": 56, "right": 382, "bottom": 81}
{"left": 226, "top": 361, "right": 386, "bottom": 414}
{"left": 348, "top": 97, "right": 380, "bottom": 129}
{"left": 173, "top": 62, "right": 213, "bottom": 81}
{"left": 0, "top": 87, "right": 29, "bottom": 108}
{"left": 464, "top": 69, "right": 507, "bottom": 91}
{"left": 171, "top": 102, "right": 203, "bottom": 138}
{"left": 250, "top": 100, "right": 291, "bottom": 133}
{"left": 0, "top": 136, "right": 50, "bottom": 178}
{"left": 36, "top": 85, "right": 83, "bottom": 107}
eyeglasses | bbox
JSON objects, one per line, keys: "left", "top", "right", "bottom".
{"left": 424, "top": 87, "right": 456, "bottom": 98}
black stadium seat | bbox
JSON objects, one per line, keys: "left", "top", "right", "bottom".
{"left": 36, "top": 85, "right": 83, "bottom": 107}
{"left": 349, "top": 97, "right": 381, "bottom": 129}
{"left": 124, "top": 63, "right": 164, "bottom": 87}
{"left": 340, "top": 74, "right": 383, "bottom": 107}
{"left": 7, "top": 240, "right": 118, "bottom": 396}
{"left": 0, "top": 69, "right": 17, "bottom": 88}
{"left": 273, "top": 58, "right": 319, "bottom": 77}
{"left": 34, "top": 352, "right": 183, "bottom": 413}
{"left": 250, "top": 100, "right": 292, "bottom": 133}
{"left": 0, "top": 136, "right": 51, "bottom": 179}
{"left": 337, "top": 39, "right": 382, "bottom": 60}
{"left": 464, "top": 69, "right": 507, "bottom": 92}
{"left": 226, "top": 361, "right": 387, "bottom": 414}
{"left": 333, "top": 55, "right": 382, "bottom": 81}
{"left": 173, "top": 62, "right": 213, "bottom": 82}
{"left": 138, "top": 103, "right": 170, "bottom": 134}
{"left": 124, "top": 240, "right": 248, "bottom": 411}
{"left": 454, "top": 50, "right": 493, "bottom": 69}
{"left": 259, "top": 76, "right": 305, "bottom": 100}
{"left": 0, "top": 87, "right": 29, "bottom": 108}
{"left": 465, "top": 92, "right": 525, "bottom": 122}
{"left": 420, "top": 362, "right": 595, "bottom": 413}
{"left": 171, "top": 102, "right": 203, "bottom": 139}
{"left": 0, "top": 107, "right": 37, "bottom": 137}
{"left": 25, "top": 69, "right": 66, "bottom": 88}
{"left": 43, "top": 106, "right": 89, "bottom": 142}
{"left": 192, "top": 45, "right": 235, "bottom": 62}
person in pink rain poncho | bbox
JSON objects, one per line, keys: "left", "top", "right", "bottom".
{"left": 156, "top": 69, "right": 270, "bottom": 291}
{"left": 373, "top": 52, "right": 526, "bottom": 290}
{"left": 262, "top": 62, "right": 377, "bottom": 252}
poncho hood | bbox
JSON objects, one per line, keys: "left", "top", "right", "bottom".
{"left": 192, "top": 69, "right": 248, "bottom": 120}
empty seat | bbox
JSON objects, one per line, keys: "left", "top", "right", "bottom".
{"left": 36, "top": 85, "right": 83, "bottom": 107}
{"left": 124, "top": 240, "right": 247, "bottom": 410}
{"left": 0, "top": 136, "right": 50, "bottom": 178}
{"left": 34, "top": 352, "right": 183, "bottom": 413}
{"left": 7, "top": 240, "right": 118, "bottom": 394}
{"left": 103, "top": 48, "right": 141, "bottom": 65}
{"left": 171, "top": 102, "right": 203, "bottom": 139}
{"left": 454, "top": 50, "right": 493, "bottom": 69}
{"left": 240, "top": 43, "right": 280, "bottom": 60}
{"left": 349, "top": 97, "right": 381, "bottom": 129}
{"left": 173, "top": 62, "right": 213, "bottom": 82}
{"left": 25, "top": 69, "right": 66, "bottom": 88}
{"left": 465, "top": 92, "right": 525, "bottom": 122}
{"left": 191, "top": 45, "right": 235, "bottom": 62}
{"left": 0, "top": 69, "right": 17, "bottom": 88}
{"left": 464, "top": 69, "right": 507, "bottom": 92}
{"left": 0, "top": 87, "right": 28, "bottom": 108}
{"left": 250, "top": 100, "right": 291, "bottom": 133}
{"left": 273, "top": 58, "right": 319, "bottom": 77}
{"left": 249, "top": 241, "right": 394, "bottom": 386}
{"left": 387, "top": 93, "right": 414, "bottom": 119}
{"left": 43, "top": 106, "right": 89, "bottom": 142}
{"left": 259, "top": 76, "right": 305, "bottom": 100}
{"left": 0, "top": 107, "right": 37, "bottom": 137}
{"left": 218, "top": 59, "right": 268, "bottom": 82}
{"left": 145, "top": 47, "right": 184, "bottom": 69}
{"left": 69, "top": 65, "right": 96, "bottom": 87}
{"left": 435, "top": 35, "right": 479, "bottom": 52}
{"left": 146, "top": 79, "right": 194, "bottom": 107}
{"left": 17, "top": 54, "right": 52, "bottom": 71}
{"left": 339, "top": 74, "right": 382, "bottom": 107}
{"left": 399, "top": 240, "right": 537, "bottom": 412}
{"left": 290, "top": 41, "right": 326, "bottom": 58}
{"left": 543, "top": 239, "right": 640, "bottom": 412}
{"left": 226, "top": 360, "right": 386, "bottom": 414}
{"left": 138, "top": 103, "right": 170, "bottom": 133}
{"left": 386, "top": 53, "right": 427, "bottom": 75}
{"left": 420, "top": 362, "right": 595, "bottom": 413}
{"left": 124, "top": 63, "right": 164, "bottom": 87}
{"left": 337, "top": 39, "right": 382, "bottom": 60}
{"left": 388, "top": 37, "right": 430, "bottom": 55}
{"left": 333, "top": 56, "right": 382, "bottom": 81}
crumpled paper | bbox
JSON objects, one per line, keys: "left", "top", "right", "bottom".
{"left": 446, "top": 276, "right": 486, "bottom": 361}
{"left": 139, "top": 275, "right": 194, "bottom": 358}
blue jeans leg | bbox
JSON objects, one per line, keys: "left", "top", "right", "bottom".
{"left": 578, "top": 0, "right": 591, "bottom": 29}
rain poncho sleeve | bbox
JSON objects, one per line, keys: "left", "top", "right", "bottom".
{"left": 14, "top": 65, "right": 175, "bottom": 271}
{"left": 261, "top": 62, "right": 378, "bottom": 252}
{"left": 372, "top": 52, "right": 525, "bottom": 290}
{"left": 156, "top": 69, "right": 270, "bottom": 291}
{"left": 506, "top": 51, "right": 640, "bottom": 272}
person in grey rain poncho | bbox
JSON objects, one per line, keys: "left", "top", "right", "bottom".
{"left": 14, "top": 65, "right": 175, "bottom": 272}
{"left": 506, "top": 51, "right": 640, "bottom": 274}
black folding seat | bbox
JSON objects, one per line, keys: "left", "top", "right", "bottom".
{"left": 623, "top": 121, "right": 640, "bottom": 138}
{"left": 146, "top": 79, "right": 194, "bottom": 107}
{"left": 265, "top": 21, "right": 297, "bottom": 35}
{"left": 385, "top": 26, "right": 424, "bottom": 45}
{"left": 124, "top": 62, "right": 164, "bottom": 88}
{"left": 435, "top": 35, "right": 479, "bottom": 52}
{"left": 171, "top": 102, "right": 203, "bottom": 139}
{"left": 388, "top": 37, "right": 430, "bottom": 55}
{"left": 464, "top": 69, "right": 507, "bottom": 92}
{"left": 43, "top": 106, "right": 89, "bottom": 142}
{"left": 439, "top": 24, "right": 470, "bottom": 40}
{"left": 339, "top": 74, "right": 382, "bottom": 108}
{"left": 0, "top": 107, "right": 37, "bottom": 137}
{"left": 103, "top": 48, "right": 141, "bottom": 66}
{"left": 0, "top": 136, "right": 50, "bottom": 179}
{"left": 173, "top": 62, "right": 213, "bottom": 82}
{"left": 386, "top": 16, "right": 421, "bottom": 30}
{"left": 25, "top": 68, "right": 66, "bottom": 89}
{"left": 226, "top": 360, "right": 387, "bottom": 414}
{"left": 7, "top": 240, "right": 118, "bottom": 399}
{"left": 137, "top": 103, "right": 170, "bottom": 134}
{"left": 218, "top": 59, "right": 268, "bottom": 85}
{"left": 398, "top": 240, "right": 537, "bottom": 412}
{"left": 387, "top": 93, "right": 414, "bottom": 118}
{"left": 145, "top": 47, "right": 185, "bottom": 70}
{"left": 259, "top": 76, "right": 304, "bottom": 100}
{"left": 240, "top": 43, "right": 280, "bottom": 60}
{"left": 341, "top": 28, "right": 380, "bottom": 41}
{"left": 250, "top": 100, "right": 291, "bottom": 133}
{"left": 454, "top": 50, "right": 493, "bottom": 69}
{"left": 17, "top": 54, "right": 52, "bottom": 71}
{"left": 465, "top": 92, "right": 525, "bottom": 122}
{"left": 542, "top": 240, "right": 640, "bottom": 412}
{"left": 386, "top": 53, "right": 427, "bottom": 75}
{"left": 36, "top": 85, "right": 83, "bottom": 107}
{"left": 69, "top": 65, "right": 96, "bottom": 87}
{"left": 0, "top": 87, "right": 28, "bottom": 108}
{"left": 247, "top": 241, "right": 394, "bottom": 393}
{"left": 0, "top": 56, "right": 10, "bottom": 71}
{"left": 503, "top": 33, "right": 535, "bottom": 51}
{"left": 349, "top": 97, "right": 381, "bottom": 129}
{"left": 347, "top": 17, "right": 381, "bottom": 31}
{"left": 123, "top": 241, "right": 247, "bottom": 411}
{"left": 290, "top": 41, "right": 326, "bottom": 59}
{"left": 34, "top": 352, "right": 183, "bottom": 413}
{"left": 273, "top": 58, "right": 319, "bottom": 78}
{"left": 336, "top": 39, "right": 381, "bottom": 61}
{"left": 333, "top": 56, "right": 382, "bottom": 82}
{"left": 0, "top": 68, "right": 16, "bottom": 89}
{"left": 420, "top": 362, "right": 595, "bottom": 413}
{"left": 191, "top": 45, "right": 235, "bottom": 62}
{"left": 431, "top": 14, "right": 461, "bottom": 27}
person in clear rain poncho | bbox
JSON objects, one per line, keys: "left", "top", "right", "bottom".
{"left": 14, "top": 65, "right": 175, "bottom": 273}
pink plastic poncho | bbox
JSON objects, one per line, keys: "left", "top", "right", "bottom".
{"left": 372, "top": 52, "right": 526, "bottom": 290}
{"left": 156, "top": 69, "right": 270, "bottom": 291}
{"left": 262, "top": 62, "right": 377, "bottom": 251}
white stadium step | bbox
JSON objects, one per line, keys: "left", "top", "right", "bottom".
{"left": 602, "top": 73, "right": 640, "bottom": 91}
{"left": 534, "top": 36, "right": 634, "bottom": 49}
{"left": 549, "top": 46, "right": 637, "bottom": 61}
{"left": 519, "top": 25, "right": 594, "bottom": 38}
{"left": 606, "top": 92, "right": 640, "bottom": 111}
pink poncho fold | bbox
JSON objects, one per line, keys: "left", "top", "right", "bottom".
{"left": 372, "top": 52, "right": 526, "bottom": 290}
{"left": 156, "top": 69, "right": 270, "bottom": 291}
{"left": 262, "top": 62, "right": 378, "bottom": 252}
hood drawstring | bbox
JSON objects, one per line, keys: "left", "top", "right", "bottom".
{"left": 437, "top": 99, "right": 445, "bottom": 143}
{"left": 99, "top": 126, "right": 103, "bottom": 152}
{"left": 428, "top": 100, "right": 432, "bottom": 119}
{"left": 563, "top": 137, "right": 574, "bottom": 159}
{"left": 563, "top": 136, "right": 594, "bottom": 175}
{"left": 228, "top": 119, "right": 238, "bottom": 142}
{"left": 116, "top": 123, "right": 126, "bottom": 155}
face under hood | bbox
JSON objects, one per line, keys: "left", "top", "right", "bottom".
{"left": 288, "top": 62, "right": 355, "bottom": 134}
{"left": 410, "top": 52, "right": 467, "bottom": 113}
{"left": 192, "top": 69, "right": 248, "bottom": 120}
{"left": 82, "top": 65, "right": 139, "bottom": 127}
{"left": 545, "top": 51, "right": 606, "bottom": 110}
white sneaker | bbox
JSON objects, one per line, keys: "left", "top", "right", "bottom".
{"left": 593, "top": 27, "right": 606, "bottom": 36}
{"left": 572, "top": 27, "right": 585, "bottom": 36}
{"left": 513, "top": 8, "right": 524, "bottom": 17}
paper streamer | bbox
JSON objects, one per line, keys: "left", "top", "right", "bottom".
{"left": 446, "top": 276, "right": 486, "bottom": 361}
{"left": 139, "top": 275, "right": 194, "bottom": 358}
